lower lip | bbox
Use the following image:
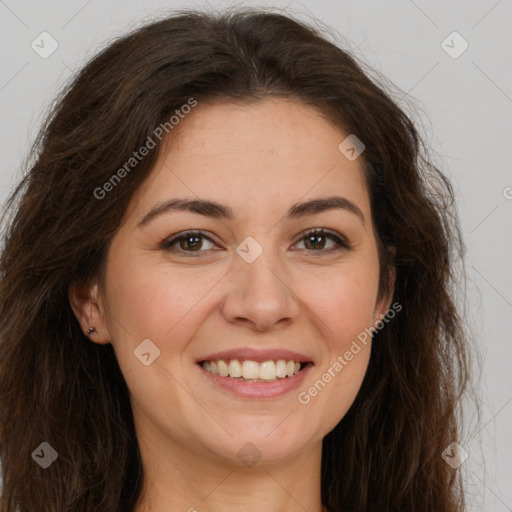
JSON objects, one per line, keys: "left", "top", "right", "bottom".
{"left": 196, "top": 363, "right": 313, "bottom": 399}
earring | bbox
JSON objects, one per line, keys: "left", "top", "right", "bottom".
{"left": 87, "top": 327, "right": 96, "bottom": 335}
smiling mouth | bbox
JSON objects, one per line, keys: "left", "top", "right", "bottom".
{"left": 198, "top": 359, "right": 311, "bottom": 382}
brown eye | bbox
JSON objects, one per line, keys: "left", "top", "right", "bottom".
{"left": 294, "top": 228, "right": 350, "bottom": 253}
{"left": 160, "top": 231, "right": 217, "bottom": 254}
{"left": 160, "top": 228, "right": 350, "bottom": 257}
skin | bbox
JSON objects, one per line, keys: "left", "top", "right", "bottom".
{"left": 69, "top": 98, "right": 394, "bottom": 512}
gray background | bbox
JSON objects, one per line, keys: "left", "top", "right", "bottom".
{"left": 1, "top": 0, "right": 511, "bottom": 509}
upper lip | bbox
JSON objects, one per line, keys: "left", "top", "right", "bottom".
{"left": 196, "top": 348, "right": 314, "bottom": 364}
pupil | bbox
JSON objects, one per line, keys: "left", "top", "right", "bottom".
{"left": 307, "top": 235, "right": 324, "bottom": 249}
{"left": 182, "top": 236, "right": 201, "bottom": 250}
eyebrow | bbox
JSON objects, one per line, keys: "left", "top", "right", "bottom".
{"left": 137, "top": 195, "right": 365, "bottom": 228}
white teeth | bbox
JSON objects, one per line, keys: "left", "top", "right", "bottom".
{"left": 228, "top": 359, "right": 242, "bottom": 377}
{"left": 258, "top": 361, "right": 276, "bottom": 380}
{"left": 242, "top": 360, "right": 259, "bottom": 379}
{"left": 276, "top": 359, "right": 287, "bottom": 378}
{"left": 218, "top": 360, "right": 229, "bottom": 377}
{"left": 210, "top": 361, "right": 219, "bottom": 375}
{"left": 201, "top": 358, "right": 305, "bottom": 380}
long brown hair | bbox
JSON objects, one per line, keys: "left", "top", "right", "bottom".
{"left": 0, "top": 7, "right": 475, "bottom": 511}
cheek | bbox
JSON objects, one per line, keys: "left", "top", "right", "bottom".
{"left": 107, "top": 249, "right": 380, "bottom": 334}
{"left": 295, "top": 267, "right": 377, "bottom": 432}
{"left": 294, "top": 257, "right": 378, "bottom": 413}
{"left": 104, "top": 252, "right": 221, "bottom": 354}
{"left": 303, "top": 260, "right": 380, "bottom": 344}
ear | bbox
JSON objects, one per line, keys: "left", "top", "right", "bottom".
{"left": 373, "top": 246, "right": 397, "bottom": 326}
{"left": 68, "top": 279, "right": 110, "bottom": 344}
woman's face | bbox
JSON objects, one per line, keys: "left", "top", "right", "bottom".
{"left": 72, "top": 98, "right": 392, "bottom": 468}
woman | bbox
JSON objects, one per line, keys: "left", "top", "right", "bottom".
{"left": 0, "top": 7, "right": 472, "bottom": 512}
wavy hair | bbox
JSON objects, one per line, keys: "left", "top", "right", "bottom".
{"left": 0, "top": 7, "right": 474, "bottom": 511}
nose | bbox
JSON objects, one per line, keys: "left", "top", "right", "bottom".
{"left": 220, "top": 244, "right": 301, "bottom": 332}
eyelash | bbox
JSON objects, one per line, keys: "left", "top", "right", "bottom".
{"left": 160, "top": 228, "right": 351, "bottom": 257}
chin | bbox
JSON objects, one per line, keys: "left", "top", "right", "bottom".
{"left": 202, "top": 425, "right": 313, "bottom": 466}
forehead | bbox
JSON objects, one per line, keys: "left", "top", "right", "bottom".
{"left": 125, "top": 98, "right": 370, "bottom": 226}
